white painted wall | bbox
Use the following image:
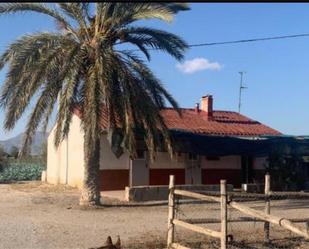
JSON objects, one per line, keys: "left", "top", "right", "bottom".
{"left": 67, "top": 115, "right": 85, "bottom": 188}
{"left": 58, "top": 137, "right": 67, "bottom": 185}
{"left": 47, "top": 125, "right": 60, "bottom": 185}
{"left": 147, "top": 153, "right": 243, "bottom": 170}
{"left": 149, "top": 152, "right": 186, "bottom": 169}
{"left": 47, "top": 114, "right": 85, "bottom": 189}
{"left": 100, "top": 135, "right": 130, "bottom": 170}
{"left": 201, "top": 156, "right": 241, "bottom": 169}
{"left": 47, "top": 125, "right": 68, "bottom": 185}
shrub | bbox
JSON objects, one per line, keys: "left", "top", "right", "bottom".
{"left": 267, "top": 153, "right": 307, "bottom": 191}
{"left": 0, "top": 163, "right": 45, "bottom": 182}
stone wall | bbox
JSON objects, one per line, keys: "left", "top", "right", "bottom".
{"left": 125, "top": 184, "right": 233, "bottom": 202}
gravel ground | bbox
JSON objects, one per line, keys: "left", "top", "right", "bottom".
{"left": 0, "top": 182, "right": 308, "bottom": 249}
{"left": 0, "top": 182, "right": 168, "bottom": 249}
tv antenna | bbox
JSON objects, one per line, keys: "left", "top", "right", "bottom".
{"left": 238, "top": 71, "right": 247, "bottom": 113}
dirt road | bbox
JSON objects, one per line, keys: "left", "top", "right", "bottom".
{"left": 0, "top": 182, "right": 308, "bottom": 249}
{"left": 0, "top": 183, "right": 168, "bottom": 249}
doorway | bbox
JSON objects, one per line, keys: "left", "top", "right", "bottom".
{"left": 185, "top": 153, "right": 201, "bottom": 184}
{"left": 241, "top": 156, "right": 254, "bottom": 184}
{"left": 130, "top": 150, "right": 149, "bottom": 186}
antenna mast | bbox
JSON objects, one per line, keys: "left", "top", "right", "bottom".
{"left": 238, "top": 71, "right": 247, "bottom": 113}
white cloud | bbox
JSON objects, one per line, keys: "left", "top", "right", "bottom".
{"left": 176, "top": 57, "right": 222, "bottom": 74}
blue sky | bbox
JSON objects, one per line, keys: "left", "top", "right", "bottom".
{"left": 1, "top": 3, "right": 309, "bottom": 139}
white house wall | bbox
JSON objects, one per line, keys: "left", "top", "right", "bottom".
{"left": 202, "top": 156, "right": 269, "bottom": 170}
{"left": 47, "top": 114, "right": 85, "bottom": 189}
{"left": 98, "top": 135, "right": 130, "bottom": 190}
{"left": 58, "top": 138, "right": 67, "bottom": 185}
{"left": 148, "top": 153, "right": 246, "bottom": 170}
{"left": 47, "top": 125, "right": 60, "bottom": 185}
{"left": 47, "top": 126, "right": 68, "bottom": 185}
{"left": 149, "top": 152, "right": 186, "bottom": 169}
{"left": 66, "top": 115, "right": 85, "bottom": 188}
{"left": 99, "top": 135, "right": 130, "bottom": 170}
{"left": 201, "top": 156, "right": 241, "bottom": 169}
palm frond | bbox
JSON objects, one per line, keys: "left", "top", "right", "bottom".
{"left": 0, "top": 3, "right": 78, "bottom": 38}
{"left": 20, "top": 80, "right": 60, "bottom": 155}
{"left": 52, "top": 46, "right": 82, "bottom": 147}
{"left": 57, "top": 3, "right": 90, "bottom": 41}
{"left": 103, "top": 52, "right": 174, "bottom": 159}
{"left": 117, "top": 27, "right": 188, "bottom": 60}
{"left": 41, "top": 99, "right": 56, "bottom": 135}
{"left": 118, "top": 50, "right": 180, "bottom": 112}
{"left": 1, "top": 33, "right": 77, "bottom": 130}
{"left": 99, "top": 3, "right": 190, "bottom": 29}
{"left": 54, "top": 50, "right": 83, "bottom": 146}
{"left": 0, "top": 2, "right": 189, "bottom": 162}
{"left": 129, "top": 3, "right": 190, "bottom": 23}
{"left": 80, "top": 3, "right": 92, "bottom": 22}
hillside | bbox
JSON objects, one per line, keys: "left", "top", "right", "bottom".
{"left": 0, "top": 132, "right": 48, "bottom": 155}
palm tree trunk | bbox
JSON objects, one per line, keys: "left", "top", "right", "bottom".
{"left": 80, "top": 133, "right": 101, "bottom": 206}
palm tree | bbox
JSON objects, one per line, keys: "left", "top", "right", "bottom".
{"left": 0, "top": 3, "right": 189, "bottom": 206}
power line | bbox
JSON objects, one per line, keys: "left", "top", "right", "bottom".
{"left": 188, "top": 33, "right": 309, "bottom": 47}
{"left": 1, "top": 32, "right": 309, "bottom": 50}
{"left": 123, "top": 32, "right": 309, "bottom": 52}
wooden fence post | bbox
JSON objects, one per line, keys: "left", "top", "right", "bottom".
{"left": 220, "top": 180, "right": 227, "bottom": 249}
{"left": 264, "top": 174, "right": 271, "bottom": 243}
{"left": 167, "top": 175, "right": 175, "bottom": 248}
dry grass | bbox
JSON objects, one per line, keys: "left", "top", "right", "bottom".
{"left": 126, "top": 236, "right": 166, "bottom": 249}
{"left": 9, "top": 181, "right": 78, "bottom": 193}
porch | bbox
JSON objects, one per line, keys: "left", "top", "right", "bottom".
{"left": 99, "top": 132, "right": 309, "bottom": 192}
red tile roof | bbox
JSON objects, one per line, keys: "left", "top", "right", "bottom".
{"left": 160, "top": 108, "right": 281, "bottom": 136}
{"left": 74, "top": 107, "right": 281, "bottom": 137}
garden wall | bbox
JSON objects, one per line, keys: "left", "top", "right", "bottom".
{"left": 125, "top": 184, "right": 233, "bottom": 202}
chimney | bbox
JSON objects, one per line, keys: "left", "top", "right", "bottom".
{"left": 195, "top": 103, "right": 200, "bottom": 113}
{"left": 201, "top": 95, "right": 213, "bottom": 117}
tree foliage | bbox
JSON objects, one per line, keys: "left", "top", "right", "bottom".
{"left": 40, "top": 141, "right": 47, "bottom": 165}
{"left": 0, "top": 3, "right": 189, "bottom": 159}
{"left": 9, "top": 146, "right": 19, "bottom": 159}
{"left": 267, "top": 153, "right": 306, "bottom": 191}
{"left": 0, "top": 3, "right": 189, "bottom": 205}
{"left": 0, "top": 145, "right": 5, "bottom": 171}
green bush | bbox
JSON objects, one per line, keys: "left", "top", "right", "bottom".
{"left": 0, "top": 163, "right": 45, "bottom": 182}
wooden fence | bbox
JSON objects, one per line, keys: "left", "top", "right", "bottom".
{"left": 167, "top": 175, "right": 309, "bottom": 249}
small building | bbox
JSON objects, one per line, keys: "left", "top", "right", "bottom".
{"left": 47, "top": 95, "right": 282, "bottom": 190}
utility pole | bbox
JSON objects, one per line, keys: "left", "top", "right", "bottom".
{"left": 238, "top": 71, "right": 247, "bottom": 113}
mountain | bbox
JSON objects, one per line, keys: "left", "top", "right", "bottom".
{"left": 0, "top": 132, "right": 48, "bottom": 155}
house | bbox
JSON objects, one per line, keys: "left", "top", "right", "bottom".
{"left": 47, "top": 95, "right": 281, "bottom": 191}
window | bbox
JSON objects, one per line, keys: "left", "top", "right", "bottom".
{"left": 206, "top": 156, "right": 220, "bottom": 161}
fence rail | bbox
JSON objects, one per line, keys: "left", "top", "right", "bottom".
{"left": 228, "top": 199, "right": 309, "bottom": 239}
{"left": 167, "top": 176, "right": 227, "bottom": 249}
{"left": 173, "top": 218, "right": 222, "bottom": 238}
{"left": 167, "top": 174, "right": 309, "bottom": 249}
{"left": 174, "top": 189, "right": 221, "bottom": 203}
